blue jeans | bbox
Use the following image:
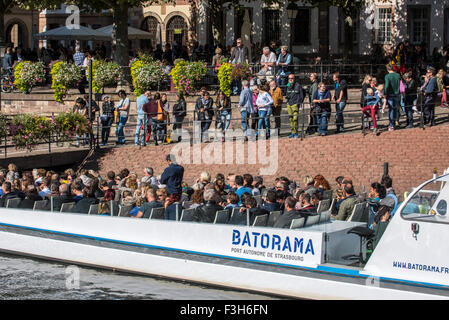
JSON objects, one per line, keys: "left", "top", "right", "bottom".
{"left": 221, "top": 111, "right": 231, "bottom": 138}
{"left": 387, "top": 95, "right": 399, "bottom": 128}
{"left": 232, "top": 79, "right": 242, "bottom": 95}
{"left": 335, "top": 101, "right": 346, "bottom": 132}
{"left": 116, "top": 116, "right": 128, "bottom": 143}
{"left": 150, "top": 118, "right": 160, "bottom": 143}
{"left": 135, "top": 116, "right": 146, "bottom": 145}
{"left": 318, "top": 111, "right": 329, "bottom": 135}
{"left": 257, "top": 109, "right": 271, "bottom": 138}
{"left": 241, "top": 110, "right": 250, "bottom": 136}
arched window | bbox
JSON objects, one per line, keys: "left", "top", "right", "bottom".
{"left": 5, "top": 21, "right": 28, "bottom": 48}
{"left": 166, "top": 15, "right": 188, "bottom": 47}
{"left": 141, "top": 16, "right": 160, "bottom": 50}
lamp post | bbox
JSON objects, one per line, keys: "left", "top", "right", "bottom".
{"left": 0, "top": 40, "right": 5, "bottom": 112}
{"left": 286, "top": 2, "right": 298, "bottom": 53}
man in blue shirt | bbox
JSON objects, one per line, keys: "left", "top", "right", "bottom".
{"left": 135, "top": 91, "right": 151, "bottom": 145}
{"left": 275, "top": 46, "right": 292, "bottom": 89}
{"left": 421, "top": 67, "right": 438, "bottom": 127}
{"left": 235, "top": 175, "right": 252, "bottom": 205}
{"left": 239, "top": 80, "right": 254, "bottom": 140}
{"left": 2, "top": 47, "right": 13, "bottom": 74}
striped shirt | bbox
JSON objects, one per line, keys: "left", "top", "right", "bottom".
{"left": 73, "top": 52, "right": 85, "bottom": 67}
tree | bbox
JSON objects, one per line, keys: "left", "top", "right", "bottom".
{"left": 16, "top": 0, "right": 171, "bottom": 67}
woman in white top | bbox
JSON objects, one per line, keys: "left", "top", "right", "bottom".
{"left": 115, "top": 90, "right": 130, "bottom": 144}
{"left": 255, "top": 84, "right": 274, "bottom": 139}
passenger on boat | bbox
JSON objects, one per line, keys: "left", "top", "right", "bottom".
{"left": 244, "top": 196, "right": 269, "bottom": 225}
{"left": 252, "top": 176, "right": 266, "bottom": 196}
{"left": 0, "top": 181, "right": 24, "bottom": 207}
{"left": 192, "top": 188, "right": 223, "bottom": 223}
{"left": 97, "top": 188, "right": 116, "bottom": 216}
{"left": 235, "top": 175, "right": 252, "bottom": 205}
{"left": 160, "top": 154, "right": 184, "bottom": 207}
{"left": 42, "top": 183, "right": 74, "bottom": 212}
{"left": 367, "top": 182, "right": 387, "bottom": 228}
{"left": 301, "top": 176, "right": 317, "bottom": 196}
{"left": 17, "top": 187, "right": 42, "bottom": 209}
{"left": 372, "top": 205, "right": 392, "bottom": 249}
{"left": 260, "top": 189, "right": 281, "bottom": 212}
{"left": 71, "top": 181, "right": 84, "bottom": 203}
{"left": 136, "top": 188, "right": 163, "bottom": 219}
{"left": 333, "top": 184, "right": 358, "bottom": 221}
{"left": 223, "top": 191, "right": 240, "bottom": 214}
{"left": 273, "top": 196, "right": 306, "bottom": 228}
{"left": 71, "top": 185, "right": 99, "bottom": 214}
{"left": 381, "top": 175, "right": 398, "bottom": 216}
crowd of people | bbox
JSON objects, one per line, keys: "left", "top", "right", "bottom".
{"left": 0, "top": 156, "right": 399, "bottom": 249}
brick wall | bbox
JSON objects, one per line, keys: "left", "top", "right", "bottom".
{"left": 84, "top": 124, "right": 449, "bottom": 200}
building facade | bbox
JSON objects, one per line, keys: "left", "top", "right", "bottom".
{"left": 3, "top": 0, "right": 449, "bottom": 59}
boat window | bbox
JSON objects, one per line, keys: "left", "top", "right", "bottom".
{"left": 437, "top": 200, "right": 447, "bottom": 216}
{"left": 401, "top": 179, "right": 448, "bottom": 221}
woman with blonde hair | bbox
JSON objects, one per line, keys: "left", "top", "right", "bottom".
{"left": 361, "top": 74, "right": 373, "bottom": 108}
{"left": 212, "top": 47, "right": 224, "bottom": 73}
{"left": 302, "top": 176, "right": 316, "bottom": 196}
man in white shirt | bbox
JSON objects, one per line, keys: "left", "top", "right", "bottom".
{"left": 257, "top": 47, "right": 277, "bottom": 83}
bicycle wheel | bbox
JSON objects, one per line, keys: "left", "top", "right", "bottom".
{"left": 1, "top": 77, "right": 12, "bottom": 93}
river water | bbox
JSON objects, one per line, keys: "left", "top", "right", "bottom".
{"left": 0, "top": 253, "right": 278, "bottom": 300}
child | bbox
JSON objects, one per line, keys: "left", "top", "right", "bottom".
{"left": 362, "top": 87, "right": 380, "bottom": 134}
{"left": 376, "top": 84, "right": 387, "bottom": 113}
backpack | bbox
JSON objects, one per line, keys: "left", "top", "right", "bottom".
{"left": 157, "top": 101, "right": 166, "bottom": 121}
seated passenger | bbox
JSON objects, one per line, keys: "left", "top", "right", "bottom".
{"left": 0, "top": 181, "right": 24, "bottom": 207}
{"left": 223, "top": 191, "right": 240, "bottom": 214}
{"left": 192, "top": 188, "right": 223, "bottom": 223}
{"left": 43, "top": 183, "right": 74, "bottom": 211}
{"left": 273, "top": 196, "right": 306, "bottom": 228}
{"left": 18, "top": 186, "right": 42, "bottom": 209}
{"left": 97, "top": 188, "right": 116, "bottom": 216}
{"left": 71, "top": 185, "right": 99, "bottom": 214}
{"left": 333, "top": 184, "right": 358, "bottom": 221}
{"left": 260, "top": 189, "right": 281, "bottom": 212}
{"left": 372, "top": 205, "right": 392, "bottom": 249}
{"left": 136, "top": 188, "right": 162, "bottom": 219}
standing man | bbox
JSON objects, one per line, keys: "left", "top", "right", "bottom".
{"left": 269, "top": 79, "right": 284, "bottom": 136}
{"left": 332, "top": 72, "right": 348, "bottom": 133}
{"left": 73, "top": 46, "right": 86, "bottom": 94}
{"left": 239, "top": 80, "right": 254, "bottom": 140}
{"left": 229, "top": 38, "right": 249, "bottom": 95}
{"left": 160, "top": 154, "right": 184, "bottom": 220}
{"left": 285, "top": 74, "right": 304, "bottom": 139}
{"left": 2, "top": 47, "right": 13, "bottom": 75}
{"left": 421, "top": 67, "right": 438, "bottom": 127}
{"left": 143, "top": 93, "right": 159, "bottom": 145}
{"left": 384, "top": 63, "right": 401, "bottom": 131}
{"left": 135, "top": 90, "right": 151, "bottom": 146}
{"left": 307, "top": 73, "right": 319, "bottom": 135}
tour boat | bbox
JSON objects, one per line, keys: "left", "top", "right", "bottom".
{"left": 0, "top": 170, "right": 449, "bottom": 299}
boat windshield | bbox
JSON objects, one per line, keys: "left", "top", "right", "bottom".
{"left": 401, "top": 179, "right": 447, "bottom": 218}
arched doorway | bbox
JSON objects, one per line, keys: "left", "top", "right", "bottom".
{"left": 140, "top": 16, "right": 161, "bottom": 51}
{"left": 5, "top": 20, "right": 28, "bottom": 48}
{"left": 166, "top": 15, "right": 188, "bottom": 47}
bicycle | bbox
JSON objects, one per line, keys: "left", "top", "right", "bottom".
{"left": 1, "top": 69, "right": 15, "bottom": 93}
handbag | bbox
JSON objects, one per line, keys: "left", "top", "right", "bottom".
{"left": 157, "top": 101, "right": 166, "bottom": 121}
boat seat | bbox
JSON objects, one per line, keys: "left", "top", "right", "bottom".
{"left": 317, "top": 199, "right": 331, "bottom": 214}
{"left": 267, "top": 211, "right": 281, "bottom": 227}
{"left": 6, "top": 198, "right": 22, "bottom": 209}
{"left": 254, "top": 195, "right": 263, "bottom": 207}
{"left": 88, "top": 204, "right": 99, "bottom": 215}
{"left": 180, "top": 208, "right": 196, "bottom": 222}
{"left": 118, "top": 205, "right": 133, "bottom": 217}
{"left": 304, "top": 214, "right": 320, "bottom": 227}
{"left": 252, "top": 214, "right": 268, "bottom": 227}
{"left": 149, "top": 207, "right": 165, "bottom": 220}
{"left": 213, "top": 210, "right": 230, "bottom": 224}
{"left": 60, "top": 202, "right": 75, "bottom": 213}
{"left": 33, "top": 200, "right": 48, "bottom": 211}
{"left": 322, "top": 190, "right": 333, "bottom": 200}
{"left": 342, "top": 226, "right": 375, "bottom": 266}
{"left": 228, "top": 208, "right": 248, "bottom": 225}
{"left": 290, "top": 217, "right": 305, "bottom": 229}
{"left": 318, "top": 210, "right": 331, "bottom": 224}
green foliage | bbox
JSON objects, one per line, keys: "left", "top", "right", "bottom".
{"left": 53, "top": 111, "right": 91, "bottom": 142}
{"left": 9, "top": 114, "right": 53, "bottom": 151}
{"left": 130, "top": 56, "right": 165, "bottom": 96}
{"left": 89, "top": 60, "right": 122, "bottom": 94}
{"left": 50, "top": 60, "right": 83, "bottom": 103}
{"left": 169, "top": 59, "right": 207, "bottom": 95}
{"left": 217, "top": 62, "right": 234, "bottom": 97}
{"left": 13, "top": 61, "right": 45, "bottom": 94}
